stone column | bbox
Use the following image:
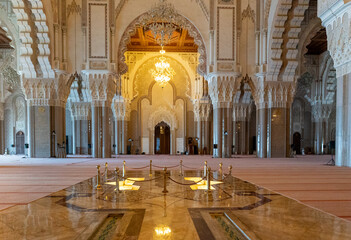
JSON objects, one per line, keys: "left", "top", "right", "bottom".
{"left": 84, "top": 71, "right": 117, "bottom": 158}
{"left": 208, "top": 73, "right": 238, "bottom": 158}
{"left": 101, "top": 106, "right": 111, "bottom": 158}
{"left": 311, "top": 104, "right": 332, "bottom": 154}
{"left": 91, "top": 103, "right": 112, "bottom": 158}
{"left": 335, "top": 73, "right": 351, "bottom": 166}
{"left": 114, "top": 118, "right": 119, "bottom": 154}
{"left": 319, "top": 0, "right": 351, "bottom": 166}
{"left": 0, "top": 102, "right": 4, "bottom": 154}
{"left": 213, "top": 107, "right": 223, "bottom": 158}
{"left": 270, "top": 107, "right": 291, "bottom": 158}
{"left": 91, "top": 105, "right": 99, "bottom": 158}
{"left": 70, "top": 102, "right": 91, "bottom": 155}
{"left": 194, "top": 98, "right": 211, "bottom": 155}
{"left": 256, "top": 108, "right": 268, "bottom": 158}
{"left": 112, "top": 97, "right": 131, "bottom": 155}
{"left": 223, "top": 107, "right": 233, "bottom": 157}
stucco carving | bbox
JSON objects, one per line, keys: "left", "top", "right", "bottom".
{"left": 118, "top": 12, "right": 207, "bottom": 77}
{"left": 268, "top": 0, "right": 309, "bottom": 81}
{"left": 147, "top": 106, "right": 178, "bottom": 130}
{"left": 242, "top": 4, "right": 255, "bottom": 22}
{"left": 82, "top": 71, "right": 117, "bottom": 106}
{"left": 69, "top": 102, "right": 91, "bottom": 121}
{"left": 22, "top": 72, "right": 75, "bottom": 107}
{"left": 113, "top": 97, "right": 131, "bottom": 121}
{"left": 207, "top": 72, "right": 240, "bottom": 109}
{"left": 194, "top": 97, "right": 211, "bottom": 121}
{"left": 251, "top": 77, "right": 295, "bottom": 109}
{"left": 115, "top": 0, "right": 209, "bottom": 22}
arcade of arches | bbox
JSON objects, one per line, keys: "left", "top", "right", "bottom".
{"left": 0, "top": 0, "right": 349, "bottom": 167}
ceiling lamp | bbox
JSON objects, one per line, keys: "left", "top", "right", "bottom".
{"left": 150, "top": 49, "right": 176, "bottom": 87}
{"left": 141, "top": 0, "right": 184, "bottom": 46}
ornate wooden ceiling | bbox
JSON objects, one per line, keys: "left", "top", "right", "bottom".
{"left": 0, "top": 27, "right": 12, "bottom": 49}
{"left": 306, "top": 28, "right": 327, "bottom": 55}
{"left": 127, "top": 27, "right": 198, "bottom": 52}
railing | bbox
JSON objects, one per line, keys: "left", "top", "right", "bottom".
{"left": 95, "top": 160, "right": 233, "bottom": 194}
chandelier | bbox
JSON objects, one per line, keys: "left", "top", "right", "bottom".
{"left": 150, "top": 49, "right": 176, "bottom": 87}
{"left": 141, "top": 0, "right": 184, "bottom": 46}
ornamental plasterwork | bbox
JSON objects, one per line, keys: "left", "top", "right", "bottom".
{"left": 69, "top": 102, "right": 91, "bottom": 120}
{"left": 147, "top": 106, "right": 178, "bottom": 130}
{"left": 133, "top": 55, "right": 191, "bottom": 101}
{"left": 113, "top": 97, "right": 131, "bottom": 121}
{"left": 82, "top": 71, "right": 117, "bottom": 106}
{"left": 22, "top": 72, "right": 75, "bottom": 107}
{"left": 67, "top": 0, "right": 81, "bottom": 18}
{"left": 115, "top": 0, "right": 209, "bottom": 22}
{"left": 2, "top": 66, "right": 20, "bottom": 92}
{"left": 251, "top": 80, "right": 295, "bottom": 109}
{"left": 311, "top": 103, "right": 332, "bottom": 122}
{"left": 325, "top": 11, "right": 351, "bottom": 77}
{"left": 242, "top": 4, "right": 255, "bottom": 22}
{"left": 207, "top": 73, "right": 240, "bottom": 108}
{"left": 193, "top": 98, "right": 211, "bottom": 121}
{"left": 118, "top": 12, "right": 207, "bottom": 77}
{"left": 233, "top": 104, "right": 251, "bottom": 122}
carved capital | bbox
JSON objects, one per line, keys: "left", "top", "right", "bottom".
{"left": 194, "top": 97, "right": 211, "bottom": 121}
{"left": 112, "top": 97, "right": 131, "bottom": 121}
{"left": 69, "top": 102, "right": 91, "bottom": 121}
{"left": 320, "top": 3, "right": 351, "bottom": 77}
{"left": 82, "top": 70, "right": 117, "bottom": 106}
{"left": 207, "top": 72, "right": 240, "bottom": 109}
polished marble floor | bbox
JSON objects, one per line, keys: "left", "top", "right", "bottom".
{"left": 0, "top": 167, "right": 350, "bottom": 240}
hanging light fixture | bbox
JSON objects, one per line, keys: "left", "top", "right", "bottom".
{"left": 150, "top": 48, "right": 176, "bottom": 87}
{"left": 141, "top": 0, "right": 185, "bottom": 47}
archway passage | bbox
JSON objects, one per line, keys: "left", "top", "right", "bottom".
{"left": 155, "top": 122, "right": 170, "bottom": 154}
{"left": 293, "top": 132, "right": 302, "bottom": 155}
{"left": 16, "top": 131, "right": 24, "bottom": 155}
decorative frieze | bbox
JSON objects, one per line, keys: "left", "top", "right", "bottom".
{"left": 22, "top": 72, "right": 74, "bottom": 107}
{"left": 207, "top": 72, "right": 240, "bottom": 109}
{"left": 194, "top": 97, "right": 211, "bottom": 121}
{"left": 112, "top": 97, "right": 131, "bottom": 121}
{"left": 82, "top": 70, "right": 117, "bottom": 106}
{"left": 251, "top": 77, "right": 295, "bottom": 109}
{"left": 69, "top": 102, "right": 91, "bottom": 121}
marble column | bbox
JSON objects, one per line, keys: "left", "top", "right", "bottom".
{"left": 203, "top": 120, "right": 210, "bottom": 154}
{"left": 335, "top": 73, "right": 351, "bottom": 166}
{"left": 114, "top": 118, "right": 119, "bottom": 155}
{"left": 50, "top": 106, "right": 66, "bottom": 157}
{"left": 270, "top": 108, "right": 291, "bottom": 158}
{"left": 91, "top": 105, "right": 99, "bottom": 158}
{"left": 213, "top": 107, "right": 222, "bottom": 158}
{"left": 256, "top": 108, "right": 267, "bottom": 158}
{"left": 313, "top": 120, "right": 323, "bottom": 154}
{"left": 91, "top": 104, "right": 111, "bottom": 158}
{"left": 223, "top": 107, "right": 233, "bottom": 158}
{"left": 72, "top": 119, "right": 77, "bottom": 155}
{"left": 0, "top": 120, "right": 4, "bottom": 154}
{"left": 0, "top": 103, "right": 3, "bottom": 154}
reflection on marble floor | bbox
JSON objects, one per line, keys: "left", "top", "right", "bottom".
{"left": 0, "top": 169, "right": 351, "bottom": 240}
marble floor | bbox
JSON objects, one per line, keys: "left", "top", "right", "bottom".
{"left": 0, "top": 167, "right": 351, "bottom": 240}
{"left": 0, "top": 154, "right": 351, "bottom": 238}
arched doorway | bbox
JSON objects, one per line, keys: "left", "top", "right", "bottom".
{"left": 293, "top": 132, "right": 302, "bottom": 154}
{"left": 16, "top": 131, "right": 25, "bottom": 155}
{"left": 155, "top": 122, "right": 170, "bottom": 154}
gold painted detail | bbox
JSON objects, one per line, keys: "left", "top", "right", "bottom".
{"left": 106, "top": 178, "right": 144, "bottom": 191}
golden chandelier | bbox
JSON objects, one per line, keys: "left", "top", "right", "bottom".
{"left": 150, "top": 49, "right": 176, "bottom": 87}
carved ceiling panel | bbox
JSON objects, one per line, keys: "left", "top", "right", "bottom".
{"left": 127, "top": 27, "right": 198, "bottom": 52}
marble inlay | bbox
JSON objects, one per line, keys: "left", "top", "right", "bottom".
{"left": 0, "top": 170, "right": 351, "bottom": 239}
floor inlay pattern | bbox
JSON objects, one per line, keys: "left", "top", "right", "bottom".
{"left": 0, "top": 169, "right": 351, "bottom": 239}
